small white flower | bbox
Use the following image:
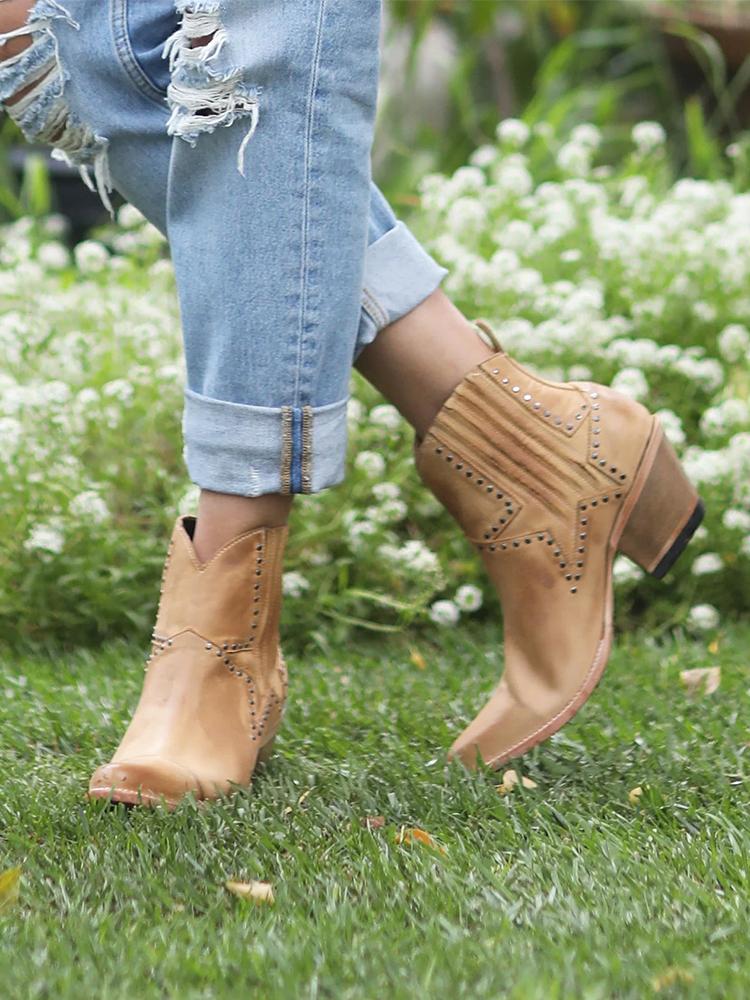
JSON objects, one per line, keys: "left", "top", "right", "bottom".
{"left": 455, "top": 584, "right": 483, "bottom": 612}
{"left": 723, "top": 508, "right": 750, "bottom": 532}
{"left": 612, "top": 555, "right": 644, "bottom": 585}
{"left": 632, "top": 121, "right": 666, "bottom": 153}
{"left": 556, "top": 141, "right": 591, "bottom": 177}
{"left": 69, "top": 490, "right": 110, "bottom": 524}
{"left": 102, "top": 378, "right": 134, "bottom": 404}
{"left": 373, "top": 482, "right": 400, "bottom": 501}
{"left": 692, "top": 300, "right": 717, "bottom": 323}
{"left": 76, "top": 387, "right": 99, "bottom": 409}
{"left": 347, "top": 398, "right": 365, "bottom": 425}
{"left": 349, "top": 520, "right": 378, "bottom": 547}
{"left": 691, "top": 553, "right": 723, "bottom": 576}
{"left": 307, "top": 549, "right": 331, "bottom": 566}
{"left": 655, "top": 409, "right": 686, "bottom": 447}
{"left": 717, "top": 323, "right": 750, "bottom": 363}
{"left": 470, "top": 145, "right": 498, "bottom": 169}
{"left": 611, "top": 367, "right": 649, "bottom": 401}
{"left": 25, "top": 522, "right": 64, "bottom": 555}
{"left": 428, "top": 599, "right": 460, "bottom": 627}
{"left": 282, "top": 571, "right": 310, "bottom": 598}
{"left": 178, "top": 483, "right": 201, "bottom": 512}
{"left": 117, "top": 203, "right": 146, "bottom": 229}
{"left": 571, "top": 124, "right": 601, "bottom": 149}
{"left": 496, "top": 118, "right": 530, "bottom": 148}
{"left": 74, "top": 240, "right": 109, "bottom": 274}
{"left": 686, "top": 603, "right": 720, "bottom": 631}
{"left": 741, "top": 535, "right": 750, "bottom": 558}
{"left": 38, "top": 242, "right": 69, "bottom": 270}
{"left": 354, "top": 450, "right": 385, "bottom": 478}
{"left": 42, "top": 213, "right": 68, "bottom": 238}
{"left": 0, "top": 416, "right": 22, "bottom": 458}
{"left": 369, "top": 403, "right": 401, "bottom": 431}
{"left": 42, "top": 380, "right": 71, "bottom": 406}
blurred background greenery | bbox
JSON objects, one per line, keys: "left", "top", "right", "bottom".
{"left": 2, "top": 0, "right": 750, "bottom": 229}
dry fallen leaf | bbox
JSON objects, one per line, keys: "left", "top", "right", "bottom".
{"left": 395, "top": 826, "right": 446, "bottom": 855}
{"left": 680, "top": 666, "right": 721, "bottom": 696}
{"left": 225, "top": 880, "right": 274, "bottom": 905}
{"left": 651, "top": 967, "right": 694, "bottom": 992}
{"left": 297, "top": 788, "right": 313, "bottom": 807}
{"left": 497, "top": 769, "right": 538, "bottom": 795}
{"left": 361, "top": 815, "right": 386, "bottom": 830}
{"left": 0, "top": 867, "right": 21, "bottom": 914}
{"left": 409, "top": 649, "right": 427, "bottom": 671}
{"left": 628, "top": 786, "right": 643, "bottom": 805}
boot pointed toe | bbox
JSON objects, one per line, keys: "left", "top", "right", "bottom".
{"left": 88, "top": 757, "right": 201, "bottom": 808}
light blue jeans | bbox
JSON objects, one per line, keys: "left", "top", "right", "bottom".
{"left": 0, "top": 0, "right": 446, "bottom": 494}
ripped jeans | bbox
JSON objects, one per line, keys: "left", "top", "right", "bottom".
{"left": 0, "top": 0, "right": 447, "bottom": 495}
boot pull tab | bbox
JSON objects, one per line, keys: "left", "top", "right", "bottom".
{"left": 473, "top": 319, "right": 504, "bottom": 352}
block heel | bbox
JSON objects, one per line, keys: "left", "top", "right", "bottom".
{"left": 618, "top": 426, "right": 704, "bottom": 579}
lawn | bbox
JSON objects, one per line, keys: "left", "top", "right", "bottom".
{"left": 1, "top": 622, "right": 748, "bottom": 999}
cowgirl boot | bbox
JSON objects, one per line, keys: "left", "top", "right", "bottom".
{"left": 88, "top": 515, "right": 288, "bottom": 808}
{"left": 415, "top": 324, "right": 703, "bottom": 770}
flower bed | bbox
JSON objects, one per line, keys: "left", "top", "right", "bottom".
{"left": 2, "top": 122, "right": 748, "bottom": 647}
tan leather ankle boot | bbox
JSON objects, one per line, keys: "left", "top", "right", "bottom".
{"left": 416, "top": 326, "right": 703, "bottom": 770}
{"left": 88, "top": 515, "right": 288, "bottom": 808}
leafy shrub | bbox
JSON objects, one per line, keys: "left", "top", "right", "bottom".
{"left": 2, "top": 122, "right": 749, "bottom": 650}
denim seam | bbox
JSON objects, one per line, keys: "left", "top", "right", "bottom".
{"left": 293, "top": 0, "right": 326, "bottom": 407}
{"left": 361, "top": 287, "right": 388, "bottom": 330}
{"left": 280, "top": 406, "right": 293, "bottom": 495}
{"left": 110, "top": 0, "right": 170, "bottom": 109}
{"left": 301, "top": 405, "right": 313, "bottom": 493}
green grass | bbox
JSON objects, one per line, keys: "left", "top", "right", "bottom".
{"left": 1, "top": 621, "right": 749, "bottom": 999}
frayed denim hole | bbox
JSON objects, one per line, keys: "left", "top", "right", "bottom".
{"left": 164, "top": 3, "right": 260, "bottom": 175}
{"left": 0, "top": 0, "right": 114, "bottom": 213}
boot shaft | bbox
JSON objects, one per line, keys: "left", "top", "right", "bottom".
{"left": 154, "top": 515, "right": 287, "bottom": 656}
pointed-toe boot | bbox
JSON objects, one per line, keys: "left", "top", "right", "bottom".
{"left": 88, "top": 515, "right": 288, "bottom": 808}
{"left": 415, "top": 327, "right": 703, "bottom": 770}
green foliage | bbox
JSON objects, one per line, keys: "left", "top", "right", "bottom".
{"left": 378, "top": 0, "right": 750, "bottom": 201}
{"left": 2, "top": 117, "right": 749, "bottom": 649}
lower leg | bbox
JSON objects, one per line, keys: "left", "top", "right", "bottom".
{"left": 192, "top": 491, "right": 292, "bottom": 563}
{"left": 355, "top": 288, "right": 492, "bottom": 438}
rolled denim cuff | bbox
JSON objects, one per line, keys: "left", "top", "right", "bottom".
{"left": 355, "top": 221, "right": 448, "bottom": 356}
{"left": 183, "top": 388, "right": 348, "bottom": 496}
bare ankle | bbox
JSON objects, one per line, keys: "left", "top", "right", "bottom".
{"left": 192, "top": 490, "right": 292, "bottom": 563}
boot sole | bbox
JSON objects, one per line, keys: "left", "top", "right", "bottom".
{"left": 482, "top": 419, "right": 702, "bottom": 770}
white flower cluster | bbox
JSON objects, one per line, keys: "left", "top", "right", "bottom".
{"left": 5, "top": 118, "right": 750, "bottom": 642}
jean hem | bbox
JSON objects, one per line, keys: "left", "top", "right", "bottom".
{"left": 356, "top": 220, "right": 448, "bottom": 356}
{"left": 183, "top": 388, "right": 348, "bottom": 497}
